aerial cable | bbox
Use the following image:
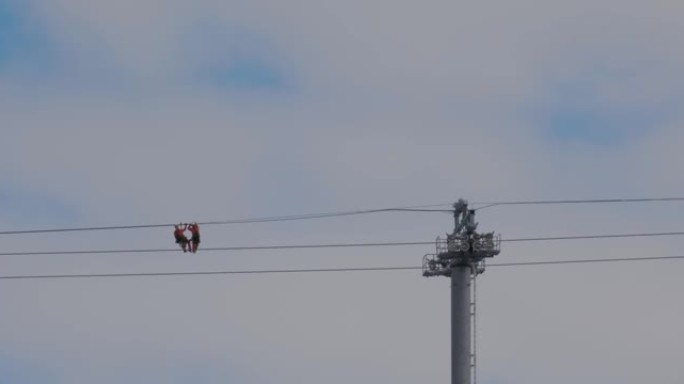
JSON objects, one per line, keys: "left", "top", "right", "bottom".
{"left": 0, "top": 266, "right": 421, "bottom": 280}
{"left": 499, "top": 230, "right": 684, "bottom": 242}
{"left": 488, "top": 255, "right": 684, "bottom": 267}
{"left": 3, "top": 230, "right": 684, "bottom": 257}
{"left": 0, "top": 204, "right": 453, "bottom": 236}
{"left": 3, "top": 196, "right": 684, "bottom": 235}
{"left": 473, "top": 197, "right": 684, "bottom": 211}
{"left": 0, "top": 241, "right": 435, "bottom": 256}
{"left": 0, "top": 255, "right": 682, "bottom": 280}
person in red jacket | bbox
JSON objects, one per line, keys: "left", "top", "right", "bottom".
{"left": 173, "top": 223, "right": 189, "bottom": 252}
{"left": 188, "top": 222, "right": 200, "bottom": 253}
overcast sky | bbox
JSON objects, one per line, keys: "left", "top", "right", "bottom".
{"left": 1, "top": 0, "right": 684, "bottom": 383}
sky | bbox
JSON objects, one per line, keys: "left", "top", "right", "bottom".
{"left": 1, "top": 0, "right": 684, "bottom": 383}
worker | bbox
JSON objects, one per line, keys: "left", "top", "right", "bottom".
{"left": 173, "top": 223, "right": 189, "bottom": 252}
{"left": 188, "top": 222, "right": 200, "bottom": 253}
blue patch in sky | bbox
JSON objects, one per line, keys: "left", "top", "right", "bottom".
{"left": 0, "top": 353, "right": 53, "bottom": 384}
{"left": 536, "top": 74, "right": 669, "bottom": 146}
{"left": 0, "top": 0, "right": 20, "bottom": 61}
{"left": 0, "top": 182, "right": 80, "bottom": 226}
{"left": 200, "top": 58, "right": 288, "bottom": 90}
{"left": 184, "top": 19, "right": 294, "bottom": 92}
{"left": 545, "top": 106, "right": 655, "bottom": 145}
{"left": 116, "top": 358, "right": 254, "bottom": 384}
{"left": 0, "top": 0, "right": 55, "bottom": 71}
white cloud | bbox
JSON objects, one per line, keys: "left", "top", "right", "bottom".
{"left": 2, "top": 0, "right": 684, "bottom": 383}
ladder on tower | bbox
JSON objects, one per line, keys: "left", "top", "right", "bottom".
{"left": 470, "top": 273, "right": 477, "bottom": 384}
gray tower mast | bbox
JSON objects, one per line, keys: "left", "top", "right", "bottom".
{"left": 423, "top": 199, "right": 500, "bottom": 384}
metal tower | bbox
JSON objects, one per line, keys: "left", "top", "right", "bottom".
{"left": 422, "top": 199, "right": 501, "bottom": 384}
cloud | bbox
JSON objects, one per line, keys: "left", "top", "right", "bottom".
{"left": 2, "top": 0, "right": 684, "bottom": 383}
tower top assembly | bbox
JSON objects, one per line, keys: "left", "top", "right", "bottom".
{"left": 423, "top": 199, "right": 501, "bottom": 277}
